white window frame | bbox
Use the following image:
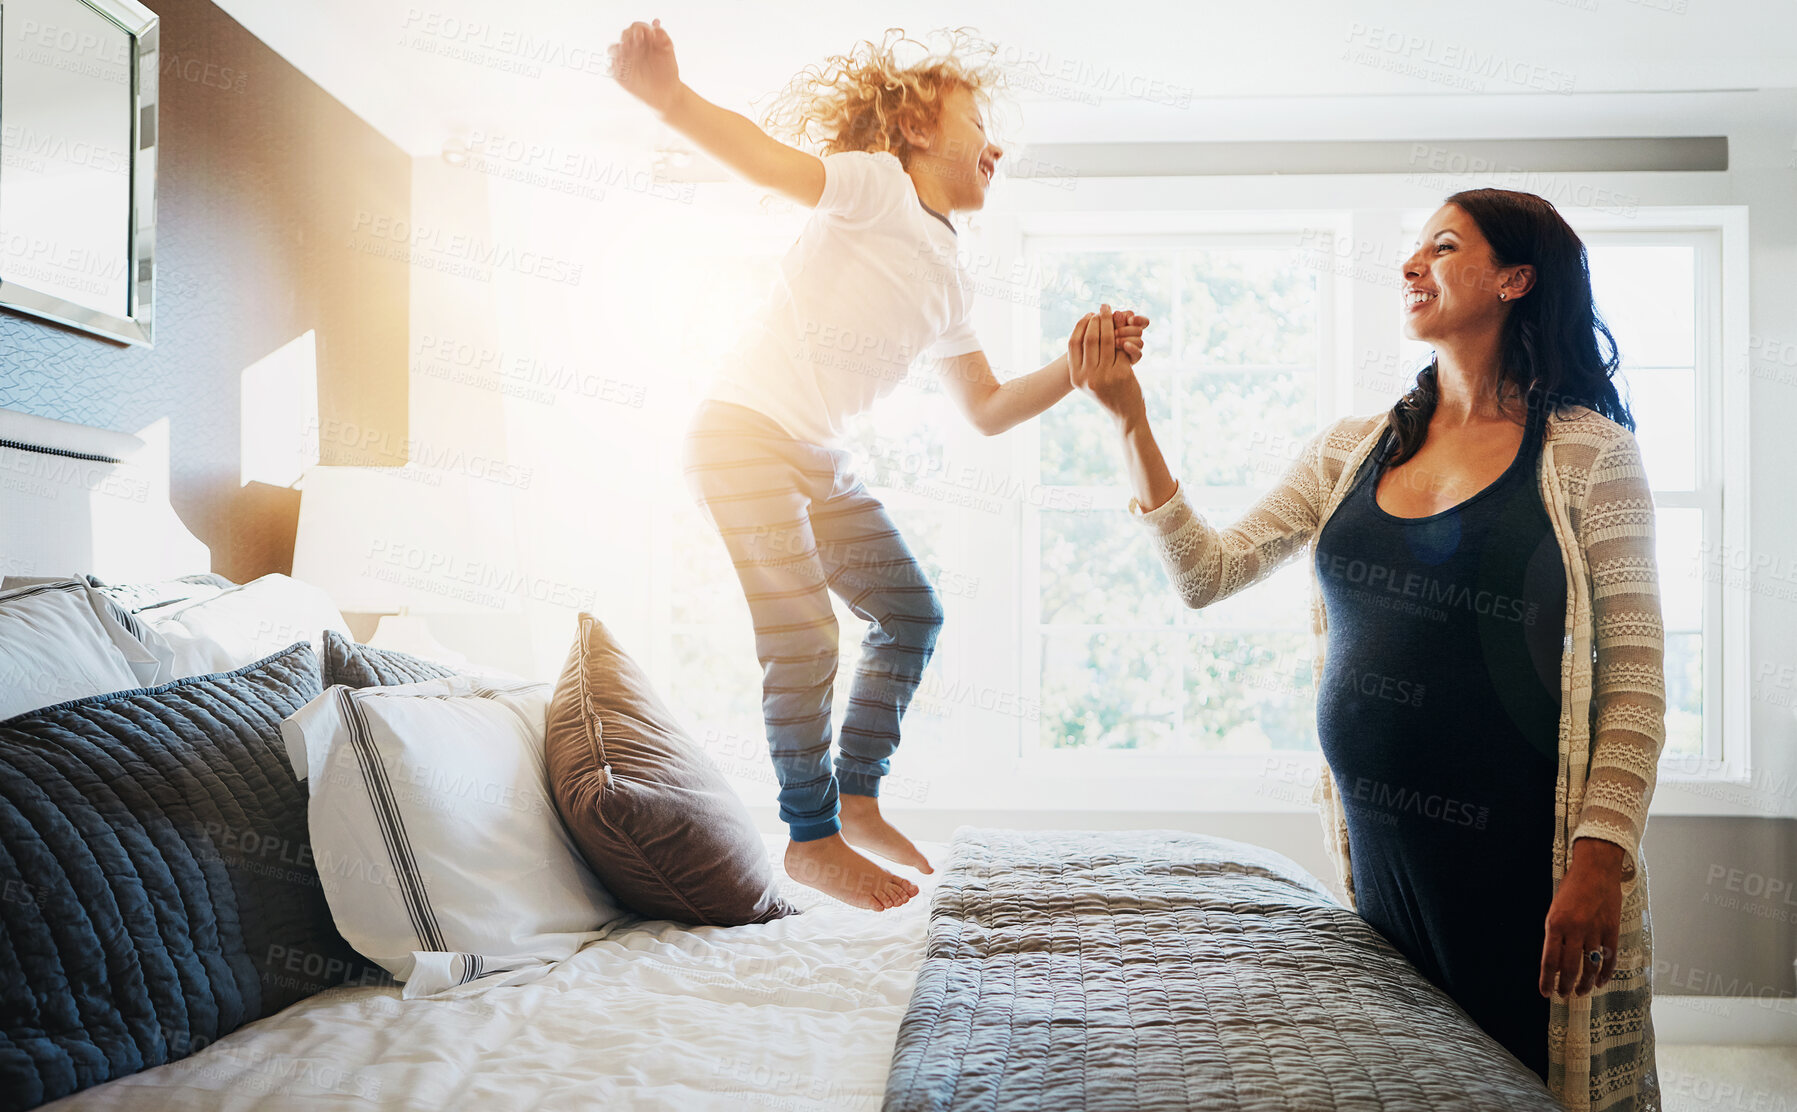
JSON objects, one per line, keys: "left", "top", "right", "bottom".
{"left": 986, "top": 203, "right": 1749, "bottom": 805}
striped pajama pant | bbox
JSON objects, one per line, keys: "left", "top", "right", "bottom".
{"left": 682, "top": 400, "right": 944, "bottom": 842}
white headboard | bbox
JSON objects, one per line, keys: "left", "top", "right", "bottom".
{"left": 0, "top": 408, "right": 211, "bottom": 583}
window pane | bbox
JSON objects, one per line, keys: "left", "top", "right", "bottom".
{"left": 1040, "top": 631, "right": 1182, "bottom": 750}
{"left": 1656, "top": 507, "right": 1703, "bottom": 632}
{"left": 1662, "top": 631, "right": 1703, "bottom": 760}
{"left": 1040, "top": 509, "right": 1183, "bottom": 626}
{"left": 1034, "top": 250, "right": 1175, "bottom": 367}
{"left": 843, "top": 387, "right": 953, "bottom": 486}
{"left": 1178, "top": 250, "right": 1319, "bottom": 366}
{"left": 671, "top": 501, "right": 751, "bottom": 627}
{"left": 1178, "top": 370, "right": 1317, "bottom": 489}
{"left": 1040, "top": 370, "right": 1173, "bottom": 486}
{"left": 668, "top": 629, "right": 762, "bottom": 738}
{"left": 655, "top": 251, "right": 785, "bottom": 397}
{"left": 1183, "top": 631, "right": 1317, "bottom": 752}
{"left": 1588, "top": 245, "right": 1696, "bottom": 367}
{"left": 1617, "top": 367, "right": 1696, "bottom": 490}
{"left": 1185, "top": 555, "right": 1313, "bottom": 630}
{"left": 1655, "top": 507, "right": 1702, "bottom": 762}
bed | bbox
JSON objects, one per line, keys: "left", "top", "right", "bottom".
{"left": 33, "top": 828, "right": 1559, "bottom": 1112}
{"left": 2, "top": 410, "right": 1559, "bottom": 1111}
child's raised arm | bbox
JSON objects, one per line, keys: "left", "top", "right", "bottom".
{"left": 608, "top": 20, "right": 825, "bottom": 208}
{"left": 938, "top": 309, "right": 1147, "bottom": 437}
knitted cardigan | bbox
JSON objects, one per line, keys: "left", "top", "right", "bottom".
{"left": 1131, "top": 404, "right": 1663, "bottom": 1112}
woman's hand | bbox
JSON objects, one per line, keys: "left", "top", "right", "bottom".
{"left": 1066, "top": 304, "right": 1176, "bottom": 511}
{"left": 608, "top": 19, "right": 682, "bottom": 116}
{"left": 1539, "top": 837, "right": 1625, "bottom": 997}
{"left": 1069, "top": 304, "right": 1150, "bottom": 424}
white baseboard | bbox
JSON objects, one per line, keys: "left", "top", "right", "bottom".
{"left": 1654, "top": 995, "right": 1797, "bottom": 1045}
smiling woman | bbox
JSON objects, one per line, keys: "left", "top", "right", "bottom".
{"left": 1076, "top": 189, "right": 1665, "bottom": 1111}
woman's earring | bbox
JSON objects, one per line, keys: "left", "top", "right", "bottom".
{"left": 1499, "top": 291, "right": 1508, "bottom": 301}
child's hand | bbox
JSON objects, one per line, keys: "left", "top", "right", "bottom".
{"left": 607, "top": 19, "right": 682, "bottom": 115}
{"left": 1069, "top": 303, "right": 1147, "bottom": 424}
{"left": 1108, "top": 308, "right": 1150, "bottom": 365}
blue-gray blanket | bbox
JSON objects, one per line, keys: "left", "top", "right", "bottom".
{"left": 884, "top": 828, "right": 1560, "bottom": 1111}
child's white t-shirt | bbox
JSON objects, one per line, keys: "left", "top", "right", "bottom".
{"left": 705, "top": 150, "right": 982, "bottom": 446}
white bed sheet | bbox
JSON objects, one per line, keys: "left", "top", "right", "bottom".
{"left": 48, "top": 837, "right": 942, "bottom": 1112}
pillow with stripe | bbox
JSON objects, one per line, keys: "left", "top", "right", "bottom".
{"left": 79, "top": 572, "right": 233, "bottom": 616}
{"left": 279, "top": 676, "right": 627, "bottom": 997}
{"left": 0, "top": 579, "right": 151, "bottom": 720}
{"left": 1, "top": 574, "right": 222, "bottom": 691}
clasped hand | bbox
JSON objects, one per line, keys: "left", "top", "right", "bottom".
{"left": 1069, "top": 305, "right": 1151, "bottom": 424}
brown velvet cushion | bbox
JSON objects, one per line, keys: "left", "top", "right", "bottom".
{"left": 545, "top": 613, "right": 795, "bottom": 926}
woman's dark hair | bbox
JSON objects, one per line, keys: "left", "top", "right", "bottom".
{"left": 1384, "top": 188, "right": 1633, "bottom": 468}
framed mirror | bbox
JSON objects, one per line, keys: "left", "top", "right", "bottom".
{"left": 0, "top": 0, "right": 158, "bottom": 345}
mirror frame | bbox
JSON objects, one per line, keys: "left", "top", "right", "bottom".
{"left": 0, "top": 0, "right": 159, "bottom": 346}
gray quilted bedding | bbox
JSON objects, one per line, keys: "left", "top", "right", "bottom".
{"left": 883, "top": 828, "right": 1560, "bottom": 1111}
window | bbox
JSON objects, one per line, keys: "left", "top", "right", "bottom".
{"left": 1021, "top": 234, "right": 1332, "bottom": 754}
{"left": 647, "top": 195, "right": 1741, "bottom": 801}
{"left": 1586, "top": 234, "right": 1722, "bottom": 765}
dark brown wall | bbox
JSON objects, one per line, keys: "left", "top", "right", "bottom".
{"left": 0, "top": 0, "right": 409, "bottom": 581}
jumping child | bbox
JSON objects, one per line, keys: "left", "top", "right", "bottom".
{"left": 608, "top": 21, "right": 1147, "bottom": 910}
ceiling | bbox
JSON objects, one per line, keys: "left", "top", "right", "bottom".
{"left": 210, "top": 0, "right": 1797, "bottom": 157}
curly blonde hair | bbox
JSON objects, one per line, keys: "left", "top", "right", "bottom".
{"left": 760, "top": 28, "right": 1006, "bottom": 166}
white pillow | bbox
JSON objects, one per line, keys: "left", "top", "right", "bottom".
{"left": 0, "top": 574, "right": 175, "bottom": 685}
{"left": 0, "top": 580, "right": 146, "bottom": 719}
{"left": 279, "top": 676, "right": 625, "bottom": 997}
{"left": 88, "top": 575, "right": 227, "bottom": 617}
{"left": 147, "top": 573, "right": 351, "bottom": 678}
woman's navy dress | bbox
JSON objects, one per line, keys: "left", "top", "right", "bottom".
{"left": 1313, "top": 420, "right": 1566, "bottom": 1081}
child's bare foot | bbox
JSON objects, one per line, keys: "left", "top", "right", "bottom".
{"left": 839, "top": 794, "right": 934, "bottom": 875}
{"left": 784, "top": 834, "right": 919, "bottom": 911}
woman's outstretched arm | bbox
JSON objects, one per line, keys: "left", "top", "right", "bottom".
{"left": 1069, "top": 311, "right": 1333, "bottom": 609}
{"left": 1066, "top": 310, "right": 1177, "bottom": 508}
{"left": 1115, "top": 410, "right": 1180, "bottom": 513}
